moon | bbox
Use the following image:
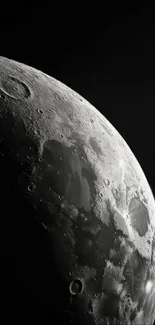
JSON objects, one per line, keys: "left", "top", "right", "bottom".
{"left": 0, "top": 56, "right": 155, "bottom": 324}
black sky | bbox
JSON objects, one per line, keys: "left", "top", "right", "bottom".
{"left": 1, "top": 4, "right": 155, "bottom": 194}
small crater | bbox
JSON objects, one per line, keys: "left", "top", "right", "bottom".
{"left": 28, "top": 184, "right": 34, "bottom": 192}
{"left": 104, "top": 179, "right": 110, "bottom": 186}
{"left": 90, "top": 118, "right": 94, "bottom": 124}
{"left": 0, "top": 93, "right": 6, "bottom": 100}
{"left": 112, "top": 188, "right": 118, "bottom": 197}
{"left": 37, "top": 109, "right": 43, "bottom": 114}
{"left": 69, "top": 278, "right": 84, "bottom": 295}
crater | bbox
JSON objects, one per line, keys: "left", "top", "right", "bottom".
{"left": 0, "top": 75, "right": 32, "bottom": 99}
{"left": 69, "top": 278, "right": 84, "bottom": 295}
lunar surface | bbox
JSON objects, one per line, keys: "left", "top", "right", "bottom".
{"left": 0, "top": 56, "right": 155, "bottom": 324}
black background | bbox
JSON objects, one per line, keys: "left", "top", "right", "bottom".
{"left": 1, "top": 3, "right": 155, "bottom": 323}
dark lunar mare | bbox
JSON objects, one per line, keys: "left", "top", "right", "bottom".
{"left": 0, "top": 114, "right": 72, "bottom": 324}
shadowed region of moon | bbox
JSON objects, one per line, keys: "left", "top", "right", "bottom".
{"left": 0, "top": 75, "right": 32, "bottom": 99}
{"left": 129, "top": 197, "right": 149, "bottom": 237}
